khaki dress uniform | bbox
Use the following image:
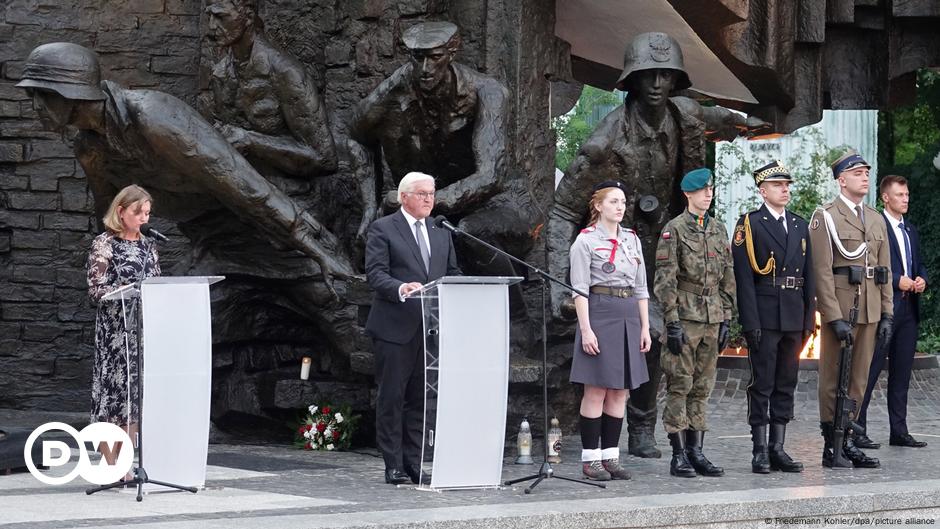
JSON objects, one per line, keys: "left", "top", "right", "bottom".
{"left": 809, "top": 200, "right": 892, "bottom": 439}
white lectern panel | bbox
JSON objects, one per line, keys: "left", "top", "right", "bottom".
{"left": 430, "top": 282, "right": 510, "bottom": 489}
{"left": 140, "top": 279, "right": 215, "bottom": 491}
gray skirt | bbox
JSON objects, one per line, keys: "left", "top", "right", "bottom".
{"left": 570, "top": 293, "right": 649, "bottom": 390}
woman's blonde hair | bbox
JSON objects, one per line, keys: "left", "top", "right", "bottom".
{"left": 587, "top": 186, "right": 624, "bottom": 226}
{"left": 102, "top": 185, "right": 152, "bottom": 234}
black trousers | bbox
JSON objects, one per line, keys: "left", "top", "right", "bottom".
{"left": 858, "top": 297, "right": 918, "bottom": 435}
{"left": 374, "top": 332, "right": 425, "bottom": 469}
{"left": 747, "top": 329, "right": 801, "bottom": 426}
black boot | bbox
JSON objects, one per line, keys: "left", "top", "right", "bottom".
{"left": 844, "top": 434, "right": 880, "bottom": 468}
{"left": 627, "top": 404, "right": 662, "bottom": 458}
{"left": 667, "top": 431, "right": 696, "bottom": 477}
{"left": 768, "top": 423, "right": 803, "bottom": 472}
{"left": 685, "top": 430, "right": 724, "bottom": 477}
{"left": 820, "top": 422, "right": 851, "bottom": 469}
{"left": 750, "top": 425, "right": 770, "bottom": 474}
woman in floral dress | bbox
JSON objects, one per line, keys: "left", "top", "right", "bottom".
{"left": 86, "top": 185, "right": 161, "bottom": 468}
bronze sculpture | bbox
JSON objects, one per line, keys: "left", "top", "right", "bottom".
{"left": 203, "top": 0, "right": 337, "bottom": 179}
{"left": 16, "top": 42, "right": 355, "bottom": 297}
{"left": 547, "top": 32, "right": 768, "bottom": 458}
{"left": 348, "top": 21, "right": 532, "bottom": 295}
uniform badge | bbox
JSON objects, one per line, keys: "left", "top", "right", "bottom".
{"left": 601, "top": 262, "right": 616, "bottom": 273}
{"left": 733, "top": 225, "right": 745, "bottom": 246}
{"left": 801, "top": 238, "right": 806, "bottom": 255}
{"left": 661, "top": 231, "right": 671, "bottom": 240}
{"left": 810, "top": 217, "right": 819, "bottom": 230}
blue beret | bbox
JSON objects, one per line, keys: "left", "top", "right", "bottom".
{"left": 680, "top": 168, "right": 713, "bottom": 192}
{"left": 831, "top": 149, "right": 870, "bottom": 179}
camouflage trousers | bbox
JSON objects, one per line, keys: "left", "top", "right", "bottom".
{"left": 660, "top": 320, "right": 720, "bottom": 433}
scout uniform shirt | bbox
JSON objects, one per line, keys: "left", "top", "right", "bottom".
{"left": 654, "top": 211, "right": 735, "bottom": 324}
{"left": 570, "top": 223, "right": 649, "bottom": 299}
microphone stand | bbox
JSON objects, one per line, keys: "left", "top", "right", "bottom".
{"left": 435, "top": 218, "right": 604, "bottom": 493}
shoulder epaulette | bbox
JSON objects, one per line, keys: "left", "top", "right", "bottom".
{"left": 580, "top": 225, "right": 596, "bottom": 234}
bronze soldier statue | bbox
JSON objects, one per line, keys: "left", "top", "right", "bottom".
{"left": 16, "top": 42, "right": 354, "bottom": 296}
{"left": 546, "top": 32, "right": 768, "bottom": 458}
{"left": 348, "top": 21, "right": 531, "bottom": 300}
{"left": 203, "top": 0, "right": 337, "bottom": 179}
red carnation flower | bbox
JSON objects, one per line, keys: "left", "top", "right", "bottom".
{"left": 332, "top": 430, "right": 341, "bottom": 440}
{"left": 306, "top": 424, "right": 313, "bottom": 431}
{"left": 322, "top": 406, "right": 332, "bottom": 414}
{"left": 316, "top": 421, "right": 327, "bottom": 433}
{"left": 298, "top": 426, "right": 305, "bottom": 435}
{"left": 305, "top": 441, "right": 312, "bottom": 450}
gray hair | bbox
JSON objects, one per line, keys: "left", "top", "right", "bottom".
{"left": 397, "top": 172, "right": 436, "bottom": 203}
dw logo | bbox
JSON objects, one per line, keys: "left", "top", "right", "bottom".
{"left": 24, "top": 422, "right": 134, "bottom": 485}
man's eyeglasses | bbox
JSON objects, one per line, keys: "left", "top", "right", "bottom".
{"left": 406, "top": 191, "right": 435, "bottom": 200}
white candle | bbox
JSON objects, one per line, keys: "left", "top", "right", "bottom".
{"left": 300, "top": 357, "right": 311, "bottom": 380}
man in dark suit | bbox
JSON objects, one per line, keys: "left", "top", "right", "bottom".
{"left": 855, "top": 175, "right": 929, "bottom": 449}
{"left": 731, "top": 161, "right": 815, "bottom": 474}
{"left": 365, "top": 171, "right": 461, "bottom": 484}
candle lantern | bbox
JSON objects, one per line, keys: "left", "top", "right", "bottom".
{"left": 547, "top": 417, "right": 562, "bottom": 463}
{"left": 300, "top": 356, "right": 312, "bottom": 380}
{"left": 515, "top": 417, "right": 533, "bottom": 464}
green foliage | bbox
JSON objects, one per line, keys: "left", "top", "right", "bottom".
{"left": 552, "top": 86, "right": 623, "bottom": 171}
{"left": 713, "top": 127, "right": 848, "bottom": 222}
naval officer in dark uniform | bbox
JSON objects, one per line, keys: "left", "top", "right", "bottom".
{"left": 731, "top": 161, "right": 816, "bottom": 474}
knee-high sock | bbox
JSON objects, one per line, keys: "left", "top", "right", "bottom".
{"left": 580, "top": 415, "right": 602, "bottom": 450}
{"left": 601, "top": 413, "right": 624, "bottom": 449}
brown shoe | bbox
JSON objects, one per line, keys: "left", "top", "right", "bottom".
{"left": 582, "top": 460, "right": 611, "bottom": 481}
{"left": 601, "top": 458, "right": 631, "bottom": 480}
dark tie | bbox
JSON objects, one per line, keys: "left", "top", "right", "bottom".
{"left": 900, "top": 221, "right": 913, "bottom": 277}
{"left": 777, "top": 216, "right": 788, "bottom": 239}
{"left": 855, "top": 205, "right": 864, "bottom": 226}
{"left": 414, "top": 220, "right": 430, "bottom": 273}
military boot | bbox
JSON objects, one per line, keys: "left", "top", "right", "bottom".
{"left": 750, "top": 425, "right": 770, "bottom": 474}
{"left": 768, "top": 423, "right": 803, "bottom": 472}
{"left": 843, "top": 434, "right": 880, "bottom": 469}
{"left": 820, "top": 422, "right": 851, "bottom": 469}
{"left": 667, "top": 432, "right": 696, "bottom": 478}
{"left": 627, "top": 404, "right": 662, "bottom": 458}
{"left": 685, "top": 430, "right": 724, "bottom": 477}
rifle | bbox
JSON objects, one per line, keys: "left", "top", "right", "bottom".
{"left": 829, "top": 286, "right": 864, "bottom": 468}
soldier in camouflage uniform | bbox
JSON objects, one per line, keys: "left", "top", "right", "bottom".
{"left": 654, "top": 168, "right": 736, "bottom": 478}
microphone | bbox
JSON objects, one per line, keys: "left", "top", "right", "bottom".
{"left": 433, "top": 215, "right": 459, "bottom": 233}
{"left": 140, "top": 223, "right": 169, "bottom": 242}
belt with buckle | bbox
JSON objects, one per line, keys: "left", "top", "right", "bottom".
{"left": 590, "top": 285, "right": 635, "bottom": 298}
{"left": 677, "top": 280, "right": 714, "bottom": 296}
{"left": 757, "top": 276, "right": 804, "bottom": 289}
{"left": 833, "top": 266, "right": 876, "bottom": 279}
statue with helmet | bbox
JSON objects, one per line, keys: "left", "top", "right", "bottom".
{"left": 546, "top": 32, "right": 770, "bottom": 460}
{"left": 16, "top": 42, "right": 355, "bottom": 298}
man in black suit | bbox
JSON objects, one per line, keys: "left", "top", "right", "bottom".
{"left": 855, "top": 175, "right": 929, "bottom": 449}
{"left": 365, "top": 171, "right": 461, "bottom": 484}
{"left": 731, "top": 161, "right": 816, "bottom": 473}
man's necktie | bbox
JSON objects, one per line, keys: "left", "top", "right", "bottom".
{"left": 415, "top": 220, "right": 430, "bottom": 273}
{"left": 777, "top": 216, "right": 788, "bottom": 239}
{"left": 855, "top": 205, "right": 864, "bottom": 226}
{"left": 900, "top": 221, "right": 913, "bottom": 277}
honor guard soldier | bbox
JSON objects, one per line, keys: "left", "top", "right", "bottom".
{"left": 808, "top": 149, "right": 893, "bottom": 469}
{"left": 731, "top": 161, "right": 815, "bottom": 474}
{"left": 654, "top": 168, "right": 735, "bottom": 478}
